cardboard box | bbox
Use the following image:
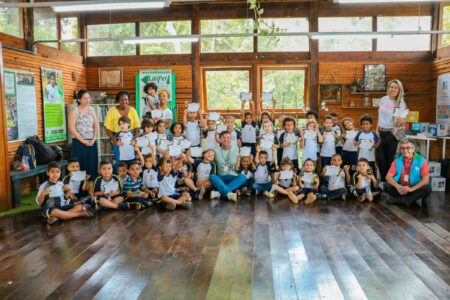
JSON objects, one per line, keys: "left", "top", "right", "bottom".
{"left": 437, "top": 123, "right": 449, "bottom": 137}
{"left": 406, "top": 111, "right": 420, "bottom": 123}
{"left": 427, "top": 124, "right": 438, "bottom": 137}
{"left": 430, "top": 176, "right": 446, "bottom": 192}
{"left": 411, "top": 123, "right": 425, "bottom": 133}
{"left": 429, "top": 161, "right": 441, "bottom": 177}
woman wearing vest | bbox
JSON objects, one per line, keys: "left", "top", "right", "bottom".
{"left": 384, "top": 139, "right": 431, "bottom": 207}
{"left": 376, "top": 79, "right": 407, "bottom": 181}
{"left": 68, "top": 90, "right": 99, "bottom": 178}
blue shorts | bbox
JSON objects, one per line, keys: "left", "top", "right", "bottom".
{"left": 41, "top": 204, "right": 74, "bottom": 219}
{"left": 156, "top": 193, "right": 182, "bottom": 209}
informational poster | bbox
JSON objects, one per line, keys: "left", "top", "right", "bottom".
{"left": 136, "top": 69, "right": 176, "bottom": 119}
{"left": 41, "top": 67, "right": 66, "bottom": 142}
{"left": 3, "top": 69, "right": 38, "bottom": 142}
{"left": 436, "top": 73, "right": 450, "bottom": 135}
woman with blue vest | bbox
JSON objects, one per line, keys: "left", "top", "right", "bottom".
{"left": 384, "top": 139, "right": 431, "bottom": 206}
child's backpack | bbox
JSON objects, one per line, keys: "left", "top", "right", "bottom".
{"left": 25, "top": 135, "right": 57, "bottom": 165}
{"left": 15, "top": 144, "right": 37, "bottom": 169}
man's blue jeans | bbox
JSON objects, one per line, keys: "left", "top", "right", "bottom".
{"left": 209, "top": 174, "right": 247, "bottom": 197}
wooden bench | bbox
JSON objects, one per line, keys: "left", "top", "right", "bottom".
{"left": 10, "top": 160, "right": 68, "bottom": 208}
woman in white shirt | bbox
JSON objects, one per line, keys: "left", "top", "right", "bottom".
{"left": 151, "top": 89, "right": 173, "bottom": 131}
{"left": 376, "top": 79, "right": 407, "bottom": 181}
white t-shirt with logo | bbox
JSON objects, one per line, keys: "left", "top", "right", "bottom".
{"left": 378, "top": 96, "right": 407, "bottom": 129}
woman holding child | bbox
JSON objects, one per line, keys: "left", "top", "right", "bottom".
{"left": 104, "top": 90, "right": 141, "bottom": 170}
{"left": 68, "top": 90, "right": 99, "bottom": 178}
{"left": 376, "top": 79, "right": 407, "bottom": 181}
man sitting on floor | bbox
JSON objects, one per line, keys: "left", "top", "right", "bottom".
{"left": 383, "top": 139, "right": 431, "bottom": 207}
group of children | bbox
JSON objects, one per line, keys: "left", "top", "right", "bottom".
{"left": 37, "top": 100, "right": 383, "bottom": 224}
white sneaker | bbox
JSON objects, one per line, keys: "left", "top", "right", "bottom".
{"left": 210, "top": 191, "right": 221, "bottom": 200}
{"left": 227, "top": 192, "right": 237, "bottom": 202}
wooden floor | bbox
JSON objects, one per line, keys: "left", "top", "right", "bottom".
{"left": 0, "top": 193, "right": 449, "bottom": 300}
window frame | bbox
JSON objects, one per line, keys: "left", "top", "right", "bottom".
{"left": 86, "top": 22, "right": 137, "bottom": 57}
{"left": 0, "top": 5, "right": 23, "bottom": 38}
{"left": 258, "top": 65, "right": 309, "bottom": 114}
{"left": 59, "top": 15, "right": 81, "bottom": 54}
{"left": 439, "top": 4, "right": 450, "bottom": 49}
{"left": 201, "top": 66, "right": 253, "bottom": 113}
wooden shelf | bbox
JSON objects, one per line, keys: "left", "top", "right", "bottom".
{"left": 341, "top": 106, "right": 379, "bottom": 109}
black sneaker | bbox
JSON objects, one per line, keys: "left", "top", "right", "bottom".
{"left": 129, "top": 202, "right": 143, "bottom": 210}
{"left": 118, "top": 202, "right": 130, "bottom": 210}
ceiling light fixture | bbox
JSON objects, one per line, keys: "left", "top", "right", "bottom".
{"left": 52, "top": 0, "right": 169, "bottom": 13}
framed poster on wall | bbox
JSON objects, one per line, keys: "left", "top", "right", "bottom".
{"left": 319, "top": 84, "right": 342, "bottom": 103}
{"left": 437, "top": 73, "right": 450, "bottom": 135}
{"left": 364, "top": 64, "right": 386, "bottom": 92}
{"left": 136, "top": 69, "right": 177, "bottom": 120}
{"left": 3, "top": 69, "right": 38, "bottom": 142}
{"left": 41, "top": 67, "right": 66, "bottom": 142}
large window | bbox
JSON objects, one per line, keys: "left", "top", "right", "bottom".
{"left": 140, "top": 20, "right": 191, "bottom": 55}
{"left": 60, "top": 17, "right": 79, "bottom": 54}
{"left": 0, "top": 4, "right": 21, "bottom": 37}
{"left": 34, "top": 8, "right": 57, "bottom": 48}
{"left": 442, "top": 6, "right": 450, "bottom": 48}
{"left": 261, "top": 68, "right": 306, "bottom": 110}
{"left": 203, "top": 68, "right": 250, "bottom": 110}
{"left": 377, "top": 16, "right": 431, "bottom": 51}
{"left": 318, "top": 17, "right": 372, "bottom": 52}
{"left": 87, "top": 23, "right": 136, "bottom": 56}
{"left": 258, "top": 18, "right": 309, "bottom": 52}
{"left": 201, "top": 19, "right": 253, "bottom": 53}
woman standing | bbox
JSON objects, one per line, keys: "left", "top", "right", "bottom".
{"left": 104, "top": 90, "right": 141, "bottom": 170}
{"left": 376, "top": 79, "right": 407, "bottom": 181}
{"left": 68, "top": 90, "right": 99, "bottom": 178}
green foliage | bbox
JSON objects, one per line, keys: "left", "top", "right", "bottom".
{"left": 140, "top": 20, "right": 191, "bottom": 54}
{"left": 61, "top": 17, "right": 80, "bottom": 54}
{"left": 87, "top": 23, "right": 136, "bottom": 56}
{"left": 319, "top": 17, "right": 372, "bottom": 52}
{"left": 205, "top": 70, "right": 249, "bottom": 110}
{"left": 0, "top": 6, "right": 21, "bottom": 37}
{"left": 442, "top": 6, "right": 450, "bottom": 47}
{"left": 262, "top": 70, "right": 305, "bottom": 110}
{"left": 201, "top": 19, "right": 253, "bottom": 53}
{"left": 258, "top": 18, "right": 309, "bottom": 52}
{"left": 34, "top": 8, "right": 58, "bottom": 48}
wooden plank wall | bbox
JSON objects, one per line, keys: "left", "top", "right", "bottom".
{"left": 2, "top": 45, "right": 86, "bottom": 197}
{"left": 85, "top": 65, "right": 192, "bottom": 121}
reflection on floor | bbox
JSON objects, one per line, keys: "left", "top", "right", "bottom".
{"left": 0, "top": 192, "right": 448, "bottom": 299}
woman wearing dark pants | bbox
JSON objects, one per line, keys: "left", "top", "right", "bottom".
{"left": 376, "top": 79, "right": 407, "bottom": 181}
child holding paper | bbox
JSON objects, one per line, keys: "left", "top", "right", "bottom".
{"left": 240, "top": 99, "right": 257, "bottom": 156}
{"left": 187, "top": 149, "right": 217, "bottom": 200}
{"left": 355, "top": 114, "right": 380, "bottom": 172}
{"left": 301, "top": 120, "right": 323, "bottom": 166}
{"left": 259, "top": 121, "right": 279, "bottom": 164}
{"left": 155, "top": 120, "right": 169, "bottom": 157}
{"left": 37, "top": 162, "right": 94, "bottom": 225}
{"left": 63, "top": 158, "right": 94, "bottom": 207}
{"left": 116, "top": 116, "right": 136, "bottom": 164}
{"left": 93, "top": 160, "right": 130, "bottom": 210}
{"left": 137, "top": 153, "right": 159, "bottom": 200}
{"left": 341, "top": 118, "right": 359, "bottom": 175}
{"left": 169, "top": 122, "right": 187, "bottom": 145}
{"left": 296, "top": 158, "right": 320, "bottom": 204}
{"left": 251, "top": 148, "right": 276, "bottom": 196}
{"left": 320, "top": 115, "right": 339, "bottom": 168}
{"left": 136, "top": 118, "right": 156, "bottom": 156}
{"left": 184, "top": 102, "right": 206, "bottom": 148}
{"left": 234, "top": 148, "right": 256, "bottom": 196}
{"left": 330, "top": 112, "right": 344, "bottom": 156}
{"left": 352, "top": 158, "right": 381, "bottom": 202}
{"left": 266, "top": 158, "right": 299, "bottom": 204}
{"left": 318, "top": 154, "right": 348, "bottom": 201}
{"left": 156, "top": 155, "right": 192, "bottom": 210}
{"left": 203, "top": 113, "right": 220, "bottom": 151}
{"left": 279, "top": 117, "right": 301, "bottom": 172}
{"left": 223, "top": 115, "right": 242, "bottom": 148}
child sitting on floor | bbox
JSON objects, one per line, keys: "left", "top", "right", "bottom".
{"left": 123, "top": 161, "right": 152, "bottom": 210}
{"left": 352, "top": 158, "right": 380, "bottom": 202}
{"left": 156, "top": 155, "right": 192, "bottom": 211}
{"left": 296, "top": 158, "right": 320, "bottom": 204}
{"left": 319, "top": 154, "right": 348, "bottom": 201}
{"left": 266, "top": 158, "right": 299, "bottom": 204}
{"left": 235, "top": 154, "right": 256, "bottom": 196}
{"left": 93, "top": 160, "right": 130, "bottom": 211}
{"left": 189, "top": 149, "right": 217, "bottom": 200}
{"left": 63, "top": 157, "right": 94, "bottom": 207}
{"left": 252, "top": 148, "right": 276, "bottom": 196}
{"left": 37, "top": 162, "right": 93, "bottom": 224}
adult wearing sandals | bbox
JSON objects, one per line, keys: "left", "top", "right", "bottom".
{"left": 68, "top": 90, "right": 99, "bottom": 178}
{"left": 104, "top": 90, "right": 141, "bottom": 171}
{"left": 376, "top": 79, "right": 407, "bottom": 181}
